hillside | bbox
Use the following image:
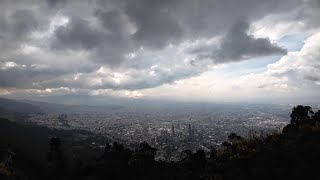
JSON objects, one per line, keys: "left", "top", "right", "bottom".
{"left": 0, "top": 98, "right": 43, "bottom": 114}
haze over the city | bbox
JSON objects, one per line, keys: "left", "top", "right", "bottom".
{"left": 0, "top": 0, "right": 319, "bottom": 105}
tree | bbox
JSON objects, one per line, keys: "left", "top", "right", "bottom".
{"left": 46, "top": 137, "right": 67, "bottom": 179}
{"left": 181, "top": 150, "right": 193, "bottom": 160}
{"left": 137, "top": 141, "right": 157, "bottom": 159}
{"left": 290, "top": 105, "right": 313, "bottom": 124}
{"left": 228, "top": 132, "right": 242, "bottom": 143}
{"left": 312, "top": 110, "right": 320, "bottom": 122}
{"left": 209, "top": 146, "right": 217, "bottom": 159}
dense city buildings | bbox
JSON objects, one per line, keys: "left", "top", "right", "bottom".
{"left": 24, "top": 103, "right": 295, "bottom": 160}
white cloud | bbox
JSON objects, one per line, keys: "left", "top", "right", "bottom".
{"left": 233, "top": 31, "right": 320, "bottom": 97}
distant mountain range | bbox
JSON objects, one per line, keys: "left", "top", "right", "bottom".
{"left": 0, "top": 97, "right": 125, "bottom": 115}
{"left": 0, "top": 98, "right": 43, "bottom": 114}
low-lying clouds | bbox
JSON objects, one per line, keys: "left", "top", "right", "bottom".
{"left": 0, "top": 0, "right": 319, "bottom": 101}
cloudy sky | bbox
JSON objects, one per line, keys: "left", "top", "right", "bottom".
{"left": 0, "top": 0, "right": 319, "bottom": 103}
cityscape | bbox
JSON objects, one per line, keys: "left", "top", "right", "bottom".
{"left": 26, "top": 103, "right": 292, "bottom": 160}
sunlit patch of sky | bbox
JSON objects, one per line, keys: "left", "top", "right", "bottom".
{"left": 277, "top": 33, "right": 310, "bottom": 52}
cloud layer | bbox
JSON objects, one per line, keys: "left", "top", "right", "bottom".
{"left": 0, "top": 0, "right": 319, "bottom": 100}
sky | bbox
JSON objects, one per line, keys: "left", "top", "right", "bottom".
{"left": 0, "top": 0, "right": 319, "bottom": 104}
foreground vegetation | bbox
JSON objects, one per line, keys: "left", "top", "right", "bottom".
{"left": 1, "top": 105, "right": 320, "bottom": 180}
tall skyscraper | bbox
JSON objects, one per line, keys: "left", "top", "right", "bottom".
{"left": 171, "top": 125, "right": 175, "bottom": 136}
{"left": 188, "top": 124, "right": 193, "bottom": 142}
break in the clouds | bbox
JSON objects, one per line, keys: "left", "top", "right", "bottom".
{"left": 0, "top": 0, "right": 319, "bottom": 101}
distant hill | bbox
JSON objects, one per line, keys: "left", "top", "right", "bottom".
{"left": 0, "top": 118, "right": 50, "bottom": 161}
{"left": 21, "top": 99, "right": 124, "bottom": 113}
{"left": 0, "top": 98, "right": 43, "bottom": 114}
{"left": 0, "top": 97, "right": 124, "bottom": 115}
{"left": 0, "top": 117, "right": 109, "bottom": 179}
{"left": 0, "top": 117, "right": 107, "bottom": 161}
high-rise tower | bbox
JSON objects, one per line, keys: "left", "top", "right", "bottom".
{"left": 171, "top": 125, "right": 175, "bottom": 136}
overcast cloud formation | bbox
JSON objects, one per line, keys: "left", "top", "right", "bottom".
{"left": 0, "top": 0, "right": 319, "bottom": 101}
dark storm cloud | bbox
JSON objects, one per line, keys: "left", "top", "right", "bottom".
{"left": 8, "top": 9, "right": 40, "bottom": 38}
{"left": 51, "top": 9, "right": 134, "bottom": 66}
{"left": 50, "top": 0, "right": 294, "bottom": 65}
{"left": 124, "top": 0, "right": 183, "bottom": 48}
{"left": 0, "top": 2, "right": 53, "bottom": 56}
{"left": 51, "top": 0, "right": 184, "bottom": 64}
{"left": 46, "top": 0, "right": 67, "bottom": 8}
{"left": 0, "top": 8, "right": 42, "bottom": 44}
{"left": 189, "top": 20, "right": 287, "bottom": 64}
{"left": 92, "top": 9, "right": 136, "bottom": 65}
{"left": 52, "top": 17, "right": 104, "bottom": 50}
{"left": 94, "top": 9, "right": 129, "bottom": 35}
{"left": 212, "top": 21, "right": 287, "bottom": 63}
